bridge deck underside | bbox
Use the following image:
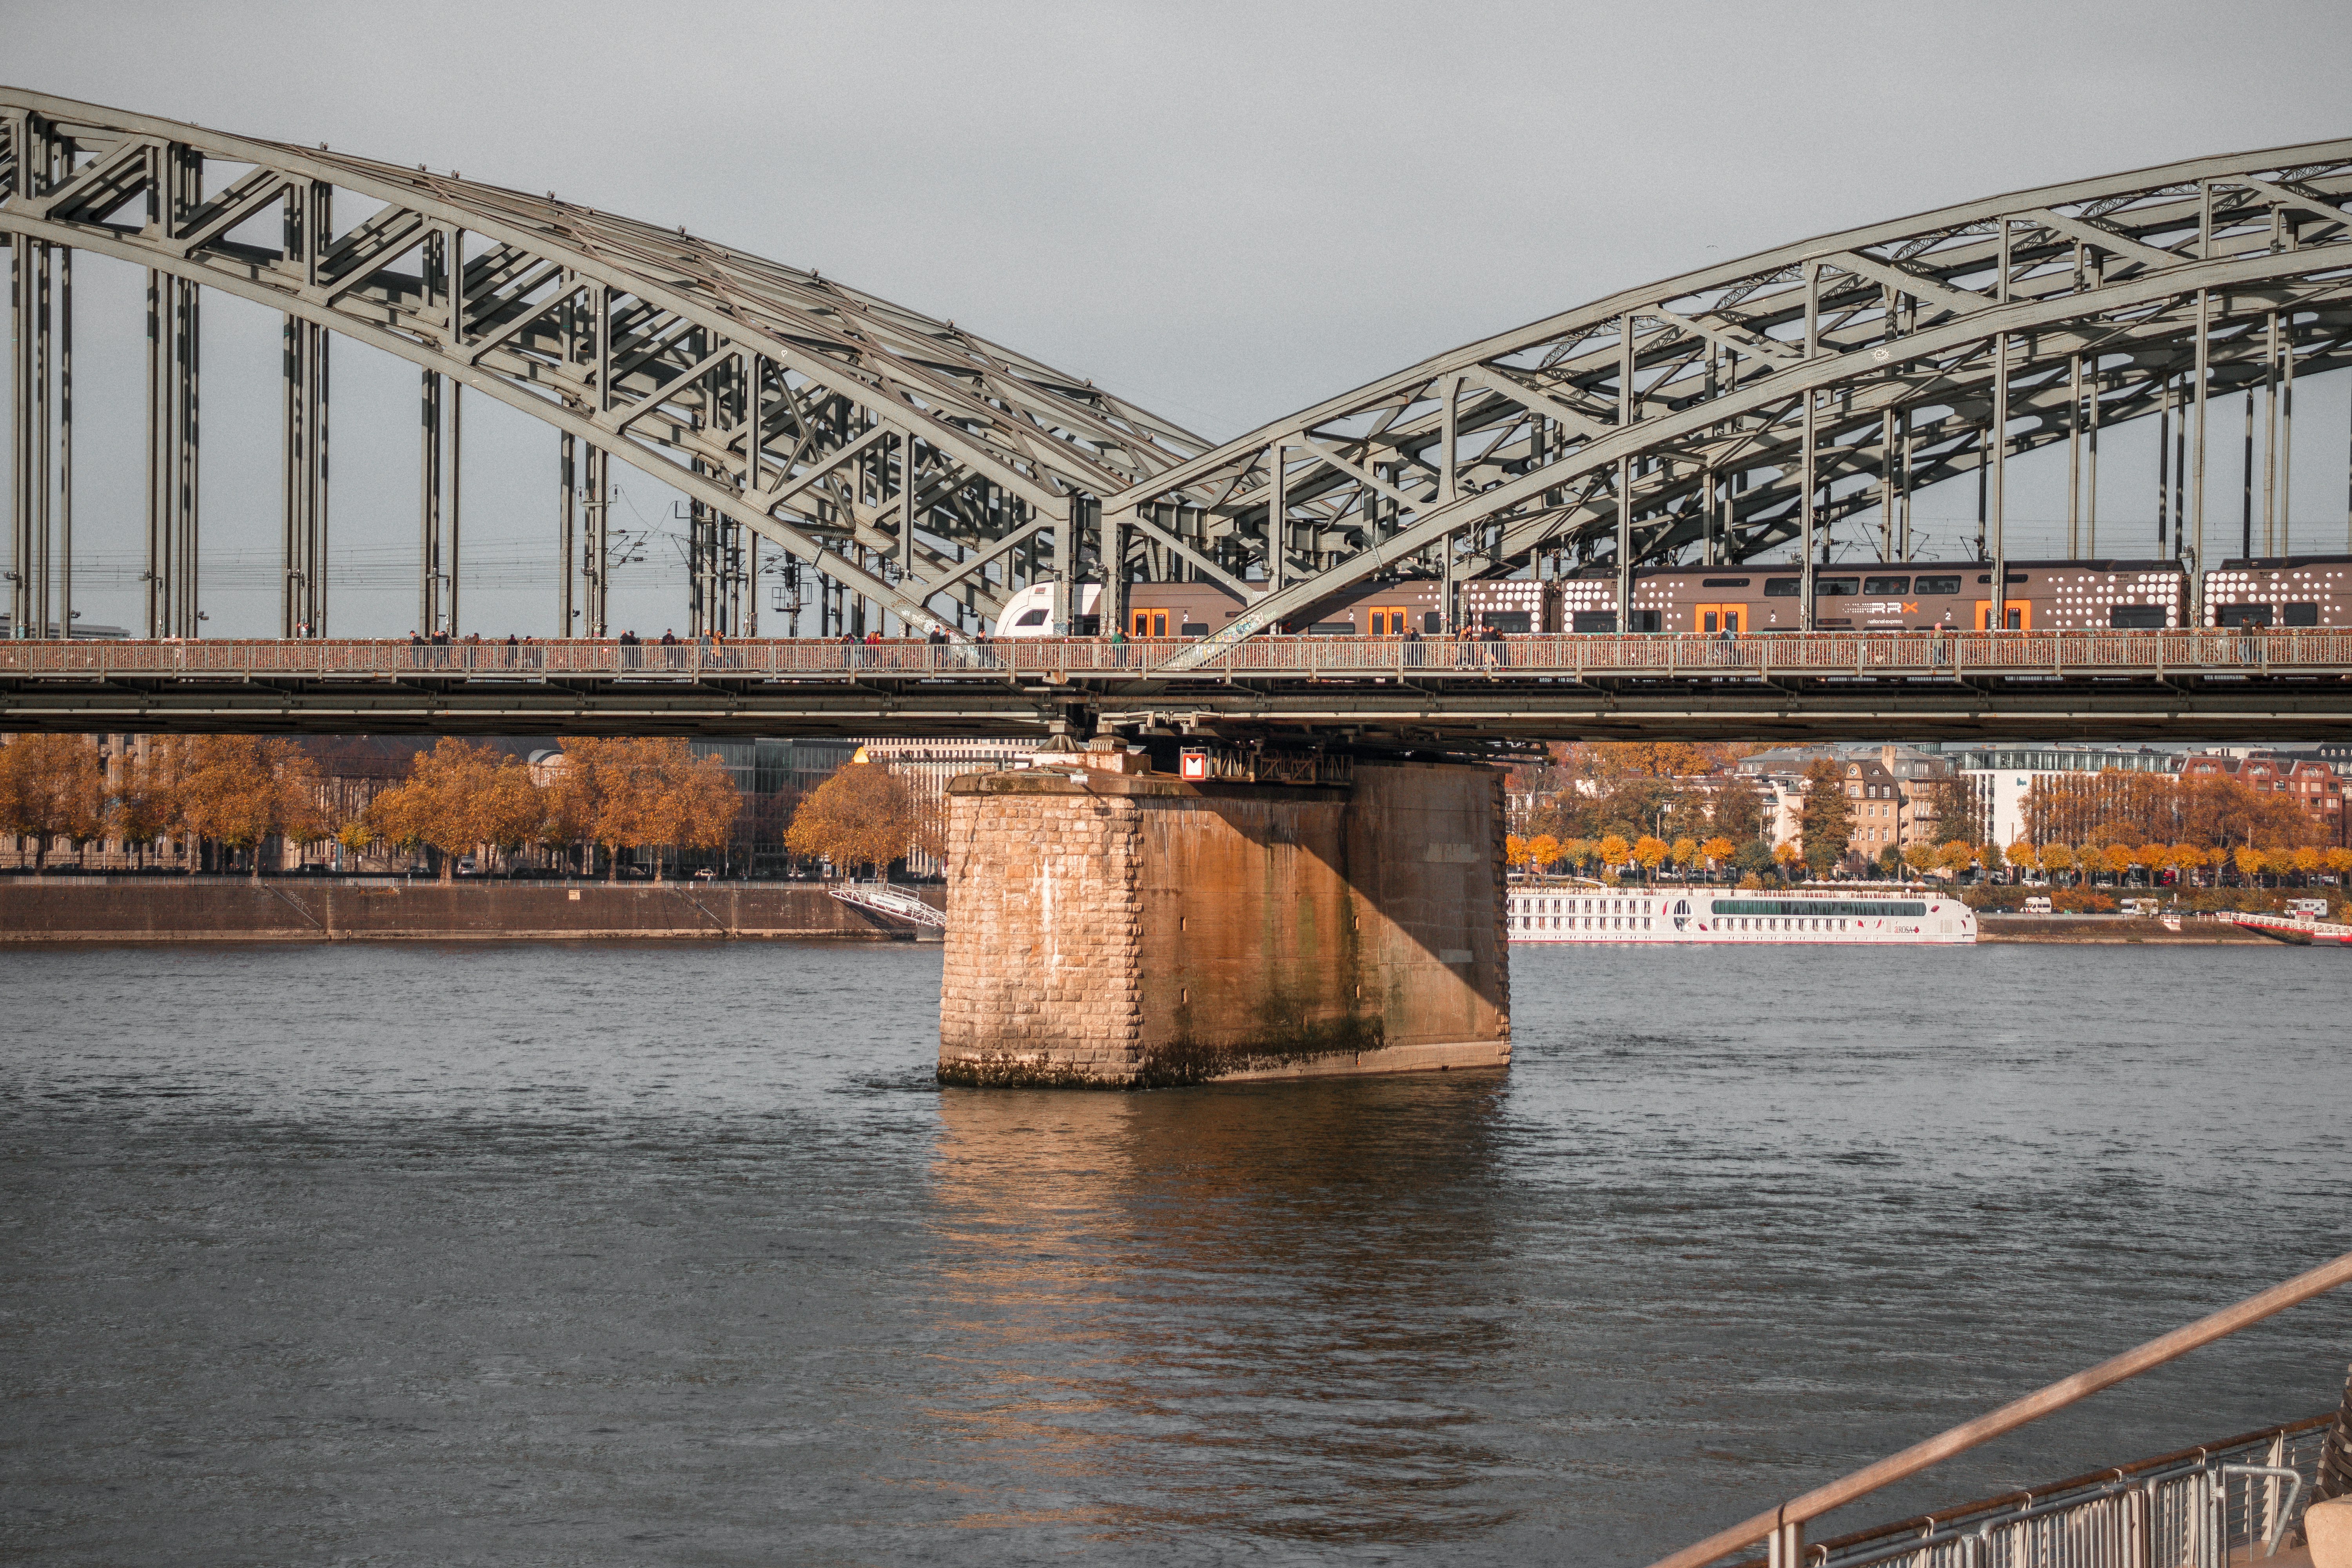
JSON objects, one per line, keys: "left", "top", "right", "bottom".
{"left": 5, "top": 635, "right": 2348, "bottom": 742}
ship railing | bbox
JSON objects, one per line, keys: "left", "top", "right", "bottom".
{"left": 3, "top": 630, "right": 2352, "bottom": 681}
{"left": 1641, "top": 1249, "right": 2352, "bottom": 1568}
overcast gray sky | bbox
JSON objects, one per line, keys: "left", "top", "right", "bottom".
{"left": 9, "top": 0, "right": 2352, "bottom": 635}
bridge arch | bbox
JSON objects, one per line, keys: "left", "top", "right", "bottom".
{"left": 1122, "top": 140, "right": 2352, "bottom": 664}
{"left": 2, "top": 87, "right": 1208, "bottom": 638}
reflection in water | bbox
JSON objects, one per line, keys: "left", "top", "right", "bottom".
{"left": 923, "top": 1075, "right": 1516, "bottom": 1544}
{"left": 0, "top": 940, "right": 2347, "bottom": 1566}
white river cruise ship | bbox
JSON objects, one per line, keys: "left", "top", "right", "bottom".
{"left": 1507, "top": 887, "right": 1975, "bottom": 944}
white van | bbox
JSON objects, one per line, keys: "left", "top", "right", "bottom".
{"left": 2022, "top": 896, "right": 2052, "bottom": 915}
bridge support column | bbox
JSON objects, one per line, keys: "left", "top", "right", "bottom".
{"left": 939, "top": 757, "right": 1510, "bottom": 1089}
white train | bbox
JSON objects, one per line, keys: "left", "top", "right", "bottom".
{"left": 1507, "top": 887, "right": 1976, "bottom": 944}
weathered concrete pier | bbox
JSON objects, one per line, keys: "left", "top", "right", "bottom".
{"left": 938, "top": 746, "right": 1509, "bottom": 1087}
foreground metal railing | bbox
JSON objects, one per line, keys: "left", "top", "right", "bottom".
{"left": 1646, "top": 1250, "right": 2352, "bottom": 1568}
{"left": 1736, "top": 1416, "right": 2331, "bottom": 1568}
{"left": 3, "top": 630, "right": 2351, "bottom": 682}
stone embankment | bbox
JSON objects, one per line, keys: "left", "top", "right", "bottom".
{"left": 0, "top": 880, "right": 943, "bottom": 943}
{"left": 1977, "top": 913, "right": 2271, "bottom": 944}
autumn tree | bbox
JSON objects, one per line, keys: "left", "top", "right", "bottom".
{"left": 0, "top": 734, "right": 108, "bottom": 871}
{"left": 786, "top": 759, "right": 919, "bottom": 879}
{"left": 1797, "top": 758, "right": 1853, "bottom": 877}
{"left": 1595, "top": 832, "right": 1632, "bottom": 874}
{"left": 1528, "top": 833, "right": 1561, "bottom": 876}
{"left": 1632, "top": 834, "right": 1668, "bottom": 882}
{"left": 1506, "top": 833, "right": 1532, "bottom": 870}
{"left": 169, "top": 737, "right": 328, "bottom": 878}
{"left": 1700, "top": 835, "right": 1735, "bottom": 878}
{"left": 1709, "top": 776, "right": 1769, "bottom": 846}
{"left": 1669, "top": 836, "right": 1697, "bottom": 876}
{"left": 365, "top": 739, "right": 553, "bottom": 882}
{"left": 542, "top": 738, "right": 738, "bottom": 882}
{"left": 109, "top": 740, "right": 188, "bottom": 871}
{"left": 612, "top": 740, "right": 736, "bottom": 881}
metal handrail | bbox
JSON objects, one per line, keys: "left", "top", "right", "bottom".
{"left": 2, "top": 629, "right": 2350, "bottom": 681}
{"left": 1644, "top": 1248, "right": 2352, "bottom": 1568}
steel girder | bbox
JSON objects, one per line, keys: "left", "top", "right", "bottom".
{"left": 0, "top": 87, "right": 1212, "bottom": 635}
{"left": 1118, "top": 139, "right": 2352, "bottom": 669}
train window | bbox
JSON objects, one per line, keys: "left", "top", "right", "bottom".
{"left": 1627, "top": 610, "right": 1662, "bottom": 633}
{"left": 2217, "top": 603, "right": 2274, "bottom": 628}
{"left": 1572, "top": 611, "right": 1618, "bottom": 633}
{"left": 1181, "top": 622, "right": 1211, "bottom": 637}
{"left": 1307, "top": 621, "right": 1356, "bottom": 635}
{"left": 1700, "top": 577, "right": 1752, "bottom": 588}
{"left": 1975, "top": 572, "right": 2029, "bottom": 584}
{"left": 1481, "top": 612, "right": 1533, "bottom": 635}
{"left": 1423, "top": 612, "right": 1445, "bottom": 634}
{"left": 2109, "top": 604, "right": 2167, "bottom": 629}
{"left": 1913, "top": 575, "right": 1962, "bottom": 595}
{"left": 1764, "top": 579, "right": 1801, "bottom": 597}
{"left": 1014, "top": 608, "right": 1049, "bottom": 626}
{"left": 1864, "top": 576, "right": 1911, "bottom": 594}
{"left": 1818, "top": 578, "right": 1859, "bottom": 596}
{"left": 1073, "top": 615, "right": 1100, "bottom": 636}
{"left": 2284, "top": 603, "right": 2319, "bottom": 626}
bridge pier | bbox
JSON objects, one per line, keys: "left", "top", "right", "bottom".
{"left": 939, "top": 752, "right": 1510, "bottom": 1089}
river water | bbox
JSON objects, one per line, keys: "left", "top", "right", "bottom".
{"left": 2, "top": 939, "right": 2346, "bottom": 1566}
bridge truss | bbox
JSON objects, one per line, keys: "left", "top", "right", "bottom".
{"left": 5, "top": 89, "right": 2352, "bottom": 728}
{"left": 1114, "top": 139, "right": 2352, "bottom": 666}
{"left": 2, "top": 87, "right": 1212, "bottom": 644}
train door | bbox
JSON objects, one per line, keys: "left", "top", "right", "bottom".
{"left": 1974, "top": 600, "right": 2031, "bottom": 630}
{"left": 1366, "top": 606, "right": 1409, "bottom": 636}
{"left": 1693, "top": 603, "right": 1744, "bottom": 634}
{"left": 1130, "top": 609, "right": 1170, "bottom": 638}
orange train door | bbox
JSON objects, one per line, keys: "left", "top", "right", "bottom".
{"left": 1974, "top": 600, "right": 2031, "bottom": 630}
{"left": 1131, "top": 609, "right": 1169, "bottom": 637}
{"left": 1366, "top": 607, "right": 1408, "bottom": 636}
{"left": 1692, "top": 603, "right": 1744, "bottom": 634}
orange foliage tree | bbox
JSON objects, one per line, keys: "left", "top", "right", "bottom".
{"left": 0, "top": 734, "right": 109, "bottom": 871}
{"left": 164, "top": 737, "right": 328, "bottom": 878}
{"left": 786, "top": 759, "right": 920, "bottom": 879}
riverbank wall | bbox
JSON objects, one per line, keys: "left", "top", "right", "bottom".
{"left": 1977, "top": 914, "right": 2272, "bottom": 944}
{"left": 0, "top": 881, "right": 944, "bottom": 943}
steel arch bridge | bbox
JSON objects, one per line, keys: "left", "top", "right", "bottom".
{"left": 1111, "top": 138, "right": 2352, "bottom": 666}
{"left": 2, "top": 86, "right": 1214, "bottom": 643}
{"left": 4, "top": 87, "right": 2350, "bottom": 686}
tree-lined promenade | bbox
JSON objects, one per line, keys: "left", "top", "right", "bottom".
{"left": 1509, "top": 745, "right": 2351, "bottom": 893}
{"left": 0, "top": 734, "right": 741, "bottom": 881}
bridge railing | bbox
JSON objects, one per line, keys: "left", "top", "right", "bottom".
{"left": 4, "top": 630, "right": 2350, "bottom": 679}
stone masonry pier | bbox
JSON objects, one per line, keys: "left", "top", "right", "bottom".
{"left": 938, "top": 756, "right": 1510, "bottom": 1088}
